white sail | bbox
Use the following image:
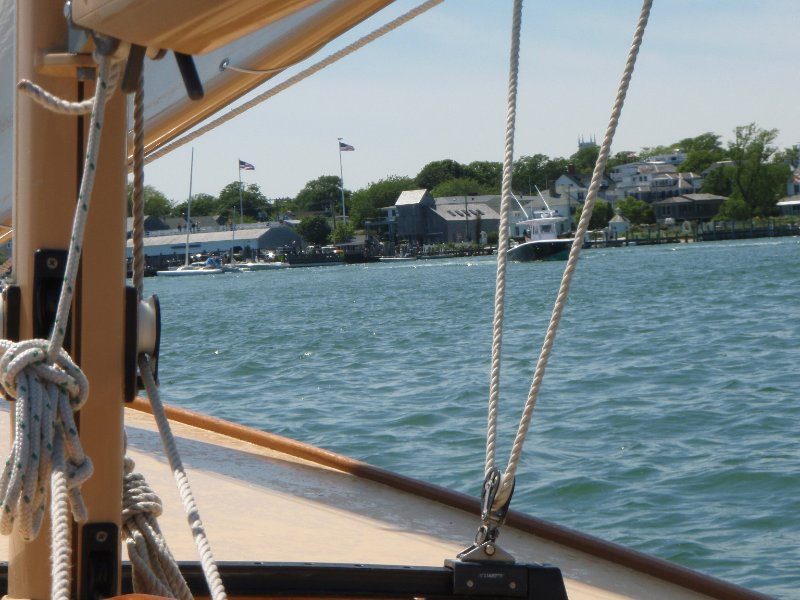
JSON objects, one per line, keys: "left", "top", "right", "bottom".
{"left": 0, "top": 0, "right": 394, "bottom": 224}
{"left": 0, "top": 0, "right": 14, "bottom": 225}
{"left": 137, "top": 0, "right": 394, "bottom": 159}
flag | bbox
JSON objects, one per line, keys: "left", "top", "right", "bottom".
{"left": 339, "top": 141, "right": 355, "bottom": 152}
{"left": 239, "top": 160, "right": 255, "bottom": 170}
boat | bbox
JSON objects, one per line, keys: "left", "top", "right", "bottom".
{"left": 507, "top": 192, "right": 575, "bottom": 262}
{"left": 0, "top": 2, "right": 774, "bottom": 600}
{"left": 155, "top": 149, "right": 223, "bottom": 276}
{"left": 235, "top": 261, "right": 289, "bottom": 271}
{"left": 157, "top": 258, "right": 225, "bottom": 277}
{"left": 379, "top": 254, "right": 418, "bottom": 262}
{"left": 155, "top": 266, "right": 224, "bottom": 277}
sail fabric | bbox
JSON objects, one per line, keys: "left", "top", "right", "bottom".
{"left": 0, "top": 0, "right": 395, "bottom": 224}
{"left": 0, "top": 0, "right": 13, "bottom": 224}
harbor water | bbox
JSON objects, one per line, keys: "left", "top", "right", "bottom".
{"left": 147, "top": 237, "right": 800, "bottom": 599}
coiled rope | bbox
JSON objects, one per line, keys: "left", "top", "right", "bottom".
{"left": 0, "top": 54, "right": 117, "bottom": 600}
{"left": 143, "top": 0, "right": 444, "bottom": 165}
{"left": 487, "top": 0, "right": 654, "bottom": 505}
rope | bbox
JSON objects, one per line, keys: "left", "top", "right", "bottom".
{"left": 486, "top": 0, "right": 523, "bottom": 489}
{"left": 123, "top": 453, "right": 193, "bottom": 600}
{"left": 143, "top": 0, "right": 444, "bottom": 165}
{"left": 138, "top": 355, "right": 227, "bottom": 600}
{"left": 490, "top": 0, "right": 654, "bottom": 503}
{"left": 17, "top": 61, "right": 121, "bottom": 116}
{"left": 0, "top": 53, "right": 117, "bottom": 600}
{"left": 123, "top": 52, "right": 225, "bottom": 599}
{"left": 131, "top": 65, "right": 146, "bottom": 298}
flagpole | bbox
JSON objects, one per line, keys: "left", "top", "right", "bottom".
{"left": 237, "top": 158, "right": 244, "bottom": 227}
{"left": 337, "top": 137, "right": 346, "bottom": 221}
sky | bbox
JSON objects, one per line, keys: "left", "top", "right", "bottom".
{"left": 141, "top": 0, "right": 800, "bottom": 204}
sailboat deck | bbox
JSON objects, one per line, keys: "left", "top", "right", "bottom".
{"left": 0, "top": 403, "right": 756, "bottom": 599}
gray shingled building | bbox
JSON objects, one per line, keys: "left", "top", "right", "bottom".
{"left": 395, "top": 190, "right": 500, "bottom": 243}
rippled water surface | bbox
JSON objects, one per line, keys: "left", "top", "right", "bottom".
{"left": 148, "top": 238, "right": 800, "bottom": 598}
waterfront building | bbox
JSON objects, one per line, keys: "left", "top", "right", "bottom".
{"left": 651, "top": 193, "right": 726, "bottom": 224}
{"left": 125, "top": 222, "right": 302, "bottom": 262}
{"left": 609, "top": 161, "right": 702, "bottom": 202}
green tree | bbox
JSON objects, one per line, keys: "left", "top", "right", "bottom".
{"left": 171, "top": 192, "right": 217, "bottom": 217}
{"left": 295, "top": 175, "right": 347, "bottom": 213}
{"left": 616, "top": 196, "right": 654, "bottom": 225}
{"left": 726, "top": 123, "right": 789, "bottom": 217}
{"left": 430, "top": 177, "right": 487, "bottom": 198}
{"left": 714, "top": 196, "right": 751, "bottom": 221}
{"left": 678, "top": 132, "right": 727, "bottom": 173}
{"left": 295, "top": 215, "right": 331, "bottom": 245}
{"left": 569, "top": 145, "right": 600, "bottom": 174}
{"left": 349, "top": 175, "right": 414, "bottom": 227}
{"left": 127, "top": 184, "right": 173, "bottom": 218}
{"left": 638, "top": 144, "right": 676, "bottom": 159}
{"left": 607, "top": 151, "right": 638, "bottom": 170}
{"left": 217, "top": 182, "right": 269, "bottom": 221}
{"left": 700, "top": 164, "right": 734, "bottom": 197}
{"left": 331, "top": 221, "right": 355, "bottom": 243}
{"left": 512, "top": 154, "right": 549, "bottom": 194}
{"left": 543, "top": 157, "right": 571, "bottom": 188}
{"left": 415, "top": 159, "right": 465, "bottom": 190}
{"left": 464, "top": 161, "right": 502, "bottom": 191}
{"left": 575, "top": 199, "right": 614, "bottom": 230}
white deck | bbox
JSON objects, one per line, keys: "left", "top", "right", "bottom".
{"left": 0, "top": 405, "right": 748, "bottom": 599}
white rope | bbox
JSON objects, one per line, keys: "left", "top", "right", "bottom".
{"left": 0, "top": 53, "right": 116, "bottom": 600}
{"left": 17, "top": 61, "right": 122, "bottom": 116}
{"left": 125, "top": 56, "right": 225, "bottom": 598}
{"left": 123, "top": 453, "right": 193, "bottom": 600}
{"left": 486, "top": 0, "right": 523, "bottom": 487}
{"left": 138, "top": 355, "right": 228, "bottom": 600}
{"left": 488, "top": 0, "right": 654, "bottom": 503}
{"left": 143, "top": 0, "right": 444, "bottom": 165}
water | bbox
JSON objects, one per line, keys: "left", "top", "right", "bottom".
{"left": 147, "top": 238, "right": 800, "bottom": 599}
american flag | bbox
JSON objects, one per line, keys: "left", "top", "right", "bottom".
{"left": 239, "top": 160, "right": 255, "bottom": 170}
{"left": 339, "top": 141, "right": 355, "bottom": 152}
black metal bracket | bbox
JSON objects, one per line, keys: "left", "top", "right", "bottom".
{"left": 446, "top": 559, "right": 568, "bottom": 599}
{"left": 78, "top": 522, "right": 119, "bottom": 600}
{"left": 124, "top": 286, "right": 137, "bottom": 402}
{"left": 2, "top": 285, "right": 20, "bottom": 343}
{"left": 33, "top": 249, "right": 71, "bottom": 352}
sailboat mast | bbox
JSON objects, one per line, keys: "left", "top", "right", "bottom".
{"left": 11, "top": 1, "right": 127, "bottom": 597}
{"left": 185, "top": 147, "right": 194, "bottom": 267}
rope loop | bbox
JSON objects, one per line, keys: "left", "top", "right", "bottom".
{"left": 0, "top": 339, "right": 94, "bottom": 540}
{"left": 0, "top": 339, "right": 89, "bottom": 407}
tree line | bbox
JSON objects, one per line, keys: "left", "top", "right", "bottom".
{"left": 132, "top": 123, "right": 797, "bottom": 229}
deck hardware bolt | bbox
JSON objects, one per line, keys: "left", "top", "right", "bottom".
{"left": 46, "top": 257, "right": 59, "bottom": 270}
{"left": 485, "top": 544, "right": 495, "bottom": 555}
{"left": 466, "top": 580, "right": 474, "bottom": 588}
{"left": 509, "top": 582, "right": 516, "bottom": 590}
{"left": 95, "top": 530, "right": 108, "bottom": 543}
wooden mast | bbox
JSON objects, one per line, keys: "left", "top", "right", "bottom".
{"left": 11, "top": 1, "right": 126, "bottom": 597}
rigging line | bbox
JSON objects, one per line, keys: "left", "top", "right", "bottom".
{"left": 132, "top": 66, "right": 146, "bottom": 299}
{"left": 142, "top": 0, "right": 445, "bottom": 165}
{"left": 497, "top": 0, "right": 654, "bottom": 501}
{"left": 128, "top": 61, "right": 217, "bottom": 600}
{"left": 486, "top": 0, "right": 523, "bottom": 483}
{"left": 139, "top": 355, "right": 228, "bottom": 600}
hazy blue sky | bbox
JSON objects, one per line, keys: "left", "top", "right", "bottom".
{"left": 143, "top": 0, "right": 800, "bottom": 204}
